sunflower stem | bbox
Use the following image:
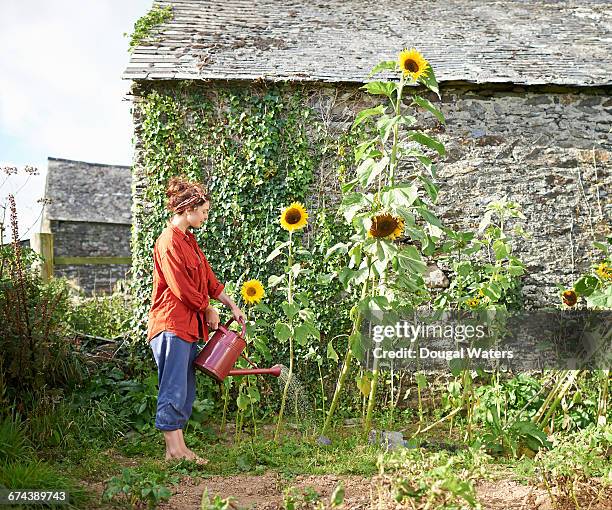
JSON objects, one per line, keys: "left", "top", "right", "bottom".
{"left": 322, "top": 256, "right": 372, "bottom": 436}
{"left": 275, "top": 230, "right": 294, "bottom": 441}
{"left": 389, "top": 73, "right": 404, "bottom": 187}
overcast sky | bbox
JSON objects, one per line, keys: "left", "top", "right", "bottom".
{"left": 0, "top": 0, "right": 151, "bottom": 243}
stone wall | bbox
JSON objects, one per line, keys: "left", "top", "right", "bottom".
{"left": 306, "top": 83, "right": 611, "bottom": 308}
{"left": 130, "top": 81, "right": 611, "bottom": 309}
{"left": 51, "top": 220, "right": 131, "bottom": 295}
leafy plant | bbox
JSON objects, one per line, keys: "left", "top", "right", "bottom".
{"left": 323, "top": 49, "right": 446, "bottom": 434}
{"left": 103, "top": 468, "right": 172, "bottom": 509}
{"left": 382, "top": 446, "right": 490, "bottom": 509}
{"left": 125, "top": 5, "right": 174, "bottom": 53}
{"left": 200, "top": 489, "right": 237, "bottom": 510}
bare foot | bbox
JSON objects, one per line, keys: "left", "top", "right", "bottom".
{"left": 183, "top": 448, "right": 208, "bottom": 465}
{"left": 165, "top": 448, "right": 208, "bottom": 465}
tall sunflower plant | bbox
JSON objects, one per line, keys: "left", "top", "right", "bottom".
{"left": 322, "top": 48, "right": 452, "bottom": 435}
{"left": 219, "top": 279, "right": 267, "bottom": 440}
{"left": 265, "top": 202, "right": 320, "bottom": 440}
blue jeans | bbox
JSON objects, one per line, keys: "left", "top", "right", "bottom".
{"left": 150, "top": 331, "right": 200, "bottom": 431}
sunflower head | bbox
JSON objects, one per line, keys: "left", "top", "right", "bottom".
{"left": 241, "top": 279, "right": 264, "bottom": 305}
{"left": 280, "top": 202, "right": 308, "bottom": 232}
{"left": 562, "top": 289, "right": 578, "bottom": 307}
{"left": 398, "top": 48, "right": 429, "bottom": 81}
{"left": 368, "top": 213, "right": 404, "bottom": 240}
{"left": 466, "top": 297, "right": 480, "bottom": 308}
{"left": 595, "top": 262, "right": 612, "bottom": 280}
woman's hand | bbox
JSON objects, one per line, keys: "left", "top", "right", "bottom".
{"left": 204, "top": 306, "right": 220, "bottom": 330}
{"left": 231, "top": 305, "right": 246, "bottom": 326}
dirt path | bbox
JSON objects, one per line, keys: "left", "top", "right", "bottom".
{"left": 157, "top": 473, "right": 561, "bottom": 510}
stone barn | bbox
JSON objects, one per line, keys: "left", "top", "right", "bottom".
{"left": 40, "top": 157, "right": 132, "bottom": 294}
{"left": 123, "top": 0, "right": 611, "bottom": 310}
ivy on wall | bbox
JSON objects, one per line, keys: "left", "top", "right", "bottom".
{"left": 127, "top": 82, "right": 359, "bottom": 401}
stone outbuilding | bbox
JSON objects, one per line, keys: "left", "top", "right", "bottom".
{"left": 40, "top": 157, "right": 132, "bottom": 294}
{"left": 123, "top": 0, "right": 611, "bottom": 308}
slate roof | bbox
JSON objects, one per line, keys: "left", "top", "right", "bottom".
{"left": 123, "top": 0, "right": 612, "bottom": 86}
{"left": 43, "top": 157, "right": 132, "bottom": 225}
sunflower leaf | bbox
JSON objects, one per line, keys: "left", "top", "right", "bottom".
{"left": 412, "top": 95, "right": 446, "bottom": 124}
{"left": 327, "top": 340, "right": 339, "bottom": 362}
{"left": 361, "top": 81, "right": 396, "bottom": 98}
{"left": 339, "top": 192, "right": 370, "bottom": 223}
{"left": 381, "top": 184, "right": 418, "bottom": 208}
{"left": 376, "top": 241, "right": 386, "bottom": 262}
{"left": 282, "top": 302, "right": 300, "bottom": 319}
{"left": 325, "top": 242, "right": 349, "bottom": 260}
{"left": 268, "top": 274, "right": 285, "bottom": 288}
{"left": 274, "top": 321, "right": 292, "bottom": 342}
{"left": 586, "top": 286, "right": 612, "bottom": 308}
{"left": 352, "top": 105, "right": 386, "bottom": 130}
{"left": 419, "top": 65, "right": 440, "bottom": 99}
{"left": 354, "top": 139, "right": 376, "bottom": 162}
{"left": 355, "top": 158, "right": 376, "bottom": 186}
{"left": 376, "top": 115, "right": 401, "bottom": 143}
{"left": 265, "top": 241, "right": 290, "bottom": 262}
{"left": 349, "top": 331, "right": 363, "bottom": 359}
{"left": 341, "top": 178, "right": 358, "bottom": 194}
{"left": 368, "top": 60, "right": 397, "bottom": 77}
{"left": 418, "top": 174, "right": 439, "bottom": 202}
{"left": 397, "top": 246, "right": 427, "bottom": 274}
{"left": 365, "top": 156, "right": 390, "bottom": 187}
{"left": 415, "top": 206, "right": 443, "bottom": 228}
{"left": 416, "top": 154, "right": 437, "bottom": 178}
{"left": 408, "top": 131, "right": 446, "bottom": 156}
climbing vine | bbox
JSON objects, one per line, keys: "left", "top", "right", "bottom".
{"left": 128, "top": 82, "right": 358, "bottom": 408}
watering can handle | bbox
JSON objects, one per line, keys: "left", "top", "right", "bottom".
{"left": 224, "top": 317, "right": 247, "bottom": 338}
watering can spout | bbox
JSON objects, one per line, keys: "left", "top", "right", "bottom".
{"left": 228, "top": 364, "right": 282, "bottom": 378}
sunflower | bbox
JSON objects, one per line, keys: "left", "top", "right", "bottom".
{"left": 398, "top": 48, "right": 429, "bottom": 81}
{"left": 466, "top": 297, "right": 480, "bottom": 308}
{"left": 562, "top": 289, "right": 578, "bottom": 307}
{"left": 280, "top": 202, "right": 308, "bottom": 232}
{"left": 241, "top": 279, "right": 264, "bottom": 305}
{"left": 368, "top": 213, "right": 404, "bottom": 240}
{"left": 595, "top": 262, "right": 612, "bottom": 280}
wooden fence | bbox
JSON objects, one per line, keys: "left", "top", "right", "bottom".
{"left": 30, "top": 232, "right": 131, "bottom": 282}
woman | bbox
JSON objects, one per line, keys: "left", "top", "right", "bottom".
{"left": 147, "top": 176, "right": 246, "bottom": 463}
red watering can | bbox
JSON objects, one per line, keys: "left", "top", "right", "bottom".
{"left": 193, "top": 318, "right": 282, "bottom": 382}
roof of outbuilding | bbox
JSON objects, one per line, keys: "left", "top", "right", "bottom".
{"left": 123, "top": 0, "right": 612, "bottom": 87}
{"left": 43, "top": 157, "right": 132, "bottom": 225}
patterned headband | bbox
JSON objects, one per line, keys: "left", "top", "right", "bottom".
{"left": 174, "top": 192, "right": 208, "bottom": 213}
